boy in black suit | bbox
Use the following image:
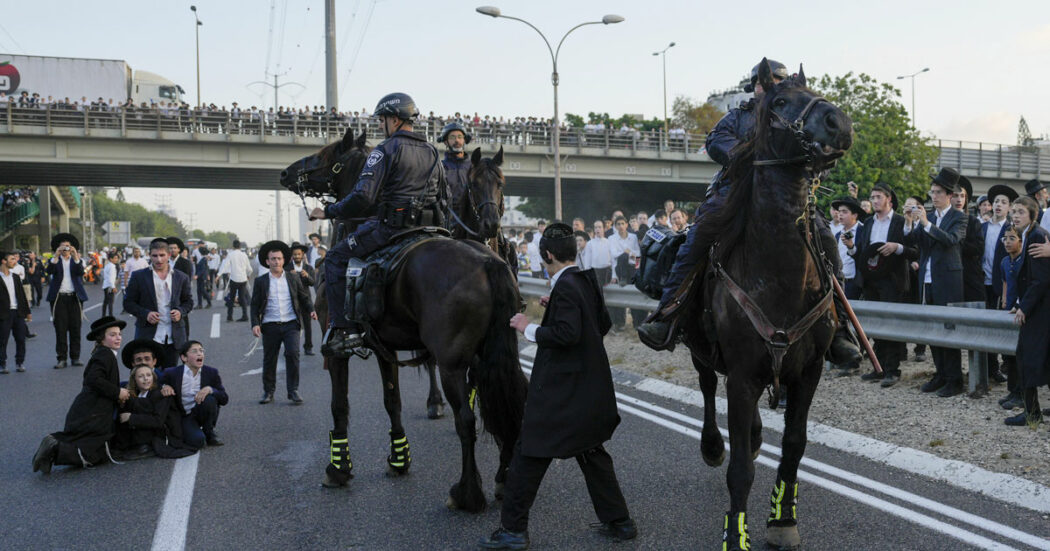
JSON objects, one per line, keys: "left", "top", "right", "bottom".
{"left": 480, "top": 223, "right": 635, "bottom": 550}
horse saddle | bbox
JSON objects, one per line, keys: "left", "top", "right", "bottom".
{"left": 345, "top": 226, "right": 451, "bottom": 324}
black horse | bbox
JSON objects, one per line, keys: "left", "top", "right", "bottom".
{"left": 280, "top": 129, "right": 528, "bottom": 513}
{"left": 681, "top": 61, "right": 853, "bottom": 550}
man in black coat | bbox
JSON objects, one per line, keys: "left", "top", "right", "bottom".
{"left": 251, "top": 241, "right": 315, "bottom": 405}
{"left": 955, "top": 177, "right": 987, "bottom": 303}
{"left": 123, "top": 239, "right": 194, "bottom": 368}
{"left": 0, "top": 250, "right": 32, "bottom": 373}
{"left": 480, "top": 223, "right": 635, "bottom": 550}
{"left": 845, "top": 183, "right": 919, "bottom": 387}
{"left": 168, "top": 237, "right": 195, "bottom": 337}
{"left": 904, "top": 168, "right": 968, "bottom": 397}
{"left": 289, "top": 242, "right": 317, "bottom": 355}
{"left": 46, "top": 233, "right": 89, "bottom": 369}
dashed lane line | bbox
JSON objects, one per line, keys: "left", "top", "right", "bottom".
{"left": 150, "top": 453, "right": 200, "bottom": 551}
{"left": 209, "top": 313, "right": 220, "bottom": 339}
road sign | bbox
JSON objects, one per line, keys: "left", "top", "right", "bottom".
{"left": 103, "top": 221, "right": 131, "bottom": 245}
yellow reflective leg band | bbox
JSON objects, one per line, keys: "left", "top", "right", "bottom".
{"left": 770, "top": 479, "right": 786, "bottom": 520}
{"left": 468, "top": 387, "right": 478, "bottom": 410}
{"left": 737, "top": 513, "right": 749, "bottom": 550}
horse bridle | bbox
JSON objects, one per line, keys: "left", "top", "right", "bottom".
{"left": 293, "top": 146, "right": 359, "bottom": 201}
{"left": 451, "top": 166, "right": 503, "bottom": 239}
{"left": 752, "top": 94, "right": 828, "bottom": 168}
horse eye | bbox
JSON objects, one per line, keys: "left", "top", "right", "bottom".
{"left": 773, "top": 98, "right": 787, "bottom": 108}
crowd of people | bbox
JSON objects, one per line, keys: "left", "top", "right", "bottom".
{"left": 0, "top": 187, "right": 37, "bottom": 212}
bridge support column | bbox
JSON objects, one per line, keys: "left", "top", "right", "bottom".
{"left": 37, "top": 186, "right": 51, "bottom": 252}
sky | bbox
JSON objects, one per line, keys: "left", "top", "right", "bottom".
{"left": 4, "top": 0, "right": 1050, "bottom": 244}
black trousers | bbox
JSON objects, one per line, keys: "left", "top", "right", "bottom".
{"left": 500, "top": 441, "right": 630, "bottom": 532}
{"left": 52, "top": 294, "right": 82, "bottom": 361}
{"left": 227, "top": 281, "right": 250, "bottom": 319}
{"left": 101, "top": 288, "right": 115, "bottom": 317}
{"left": 299, "top": 306, "right": 313, "bottom": 351}
{"left": 863, "top": 278, "right": 906, "bottom": 376}
{"left": 30, "top": 279, "right": 42, "bottom": 306}
{"left": 924, "top": 284, "right": 962, "bottom": 383}
{"left": 182, "top": 394, "right": 220, "bottom": 449}
{"left": 196, "top": 276, "right": 212, "bottom": 307}
{"left": 262, "top": 321, "right": 301, "bottom": 396}
{"left": 0, "top": 313, "right": 28, "bottom": 367}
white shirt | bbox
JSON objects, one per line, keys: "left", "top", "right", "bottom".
{"left": 262, "top": 271, "right": 297, "bottom": 323}
{"left": 11, "top": 264, "right": 24, "bottom": 279}
{"left": 582, "top": 237, "right": 614, "bottom": 269}
{"left": 837, "top": 221, "right": 861, "bottom": 280}
{"left": 226, "top": 249, "right": 252, "bottom": 283}
{"left": 523, "top": 265, "right": 574, "bottom": 342}
{"left": 0, "top": 271, "right": 16, "bottom": 309}
{"left": 152, "top": 270, "right": 173, "bottom": 344}
{"left": 983, "top": 218, "right": 1007, "bottom": 285}
{"left": 608, "top": 232, "right": 641, "bottom": 260}
{"left": 307, "top": 245, "right": 321, "bottom": 267}
{"left": 102, "top": 262, "right": 118, "bottom": 290}
{"left": 125, "top": 256, "right": 149, "bottom": 273}
{"left": 181, "top": 365, "right": 201, "bottom": 415}
{"left": 207, "top": 254, "right": 220, "bottom": 271}
{"left": 1040, "top": 208, "right": 1050, "bottom": 233}
{"left": 58, "top": 257, "right": 75, "bottom": 293}
{"left": 921, "top": 206, "right": 952, "bottom": 285}
{"left": 527, "top": 241, "right": 542, "bottom": 272}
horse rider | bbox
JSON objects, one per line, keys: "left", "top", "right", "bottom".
{"left": 309, "top": 92, "right": 446, "bottom": 356}
{"left": 438, "top": 122, "right": 472, "bottom": 214}
{"left": 637, "top": 59, "right": 862, "bottom": 367}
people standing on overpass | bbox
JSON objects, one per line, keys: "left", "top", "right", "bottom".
{"left": 46, "top": 233, "right": 88, "bottom": 370}
{"left": 0, "top": 251, "right": 31, "bottom": 374}
{"left": 225, "top": 240, "right": 252, "bottom": 322}
{"left": 439, "top": 122, "right": 472, "bottom": 213}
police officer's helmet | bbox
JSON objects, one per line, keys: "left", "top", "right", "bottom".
{"left": 438, "top": 122, "right": 472, "bottom": 144}
{"left": 743, "top": 59, "right": 789, "bottom": 93}
{"left": 374, "top": 92, "right": 419, "bottom": 121}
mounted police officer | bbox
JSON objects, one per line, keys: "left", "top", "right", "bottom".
{"left": 309, "top": 92, "right": 446, "bottom": 357}
{"left": 638, "top": 60, "right": 862, "bottom": 368}
{"left": 438, "top": 122, "right": 472, "bottom": 214}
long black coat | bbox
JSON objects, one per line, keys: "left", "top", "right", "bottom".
{"left": 848, "top": 212, "right": 919, "bottom": 294}
{"left": 117, "top": 389, "right": 195, "bottom": 458}
{"left": 960, "top": 213, "right": 986, "bottom": 302}
{"left": 905, "top": 208, "right": 967, "bottom": 306}
{"left": 520, "top": 267, "right": 620, "bottom": 459}
{"left": 54, "top": 347, "right": 121, "bottom": 454}
{"left": 1015, "top": 225, "right": 1050, "bottom": 388}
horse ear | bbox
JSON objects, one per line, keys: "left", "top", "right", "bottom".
{"left": 471, "top": 147, "right": 483, "bottom": 166}
{"left": 355, "top": 131, "right": 367, "bottom": 149}
{"left": 341, "top": 127, "right": 354, "bottom": 149}
{"left": 797, "top": 64, "right": 807, "bottom": 87}
{"left": 757, "top": 57, "right": 775, "bottom": 94}
{"left": 493, "top": 146, "right": 504, "bottom": 166}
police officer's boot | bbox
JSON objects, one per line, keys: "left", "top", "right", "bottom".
{"left": 320, "top": 326, "right": 364, "bottom": 359}
{"left": 637, "top": 267, "right": 703, "bottom": 352}
{"left": 828, "top": 293, "right": 862, "bottom": 366}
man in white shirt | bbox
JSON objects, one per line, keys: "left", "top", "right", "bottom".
{"left": 582, "top": 221, "right": 614, "bottom": 285}
{"left": 225, "top": 240, "right": 252, "bottom": 322}
{"left": 0, "top": 251, "right": 31, "bottom": 373}
{"left": 123, "top": 238, "right": 193, "bottom": 368}
{"left": 250, "top": 241, "right": 315, "bottom": 405}
{"left": 45, "top": 233, "right": 88, "bottom": 369}
{"left": 101, "top": 251, "right": 120, "bottom": 318}
{"left": 526, "top": 232, "right": 543, "bottom": 279}
{"left": 831, "top": 197, "right": 864, "bottom": 300}
{"left": 123, "top": 247, "right": 149, "bottom": 287}
{"left": 607, "top": 216, "right": 643, "bottom": 330}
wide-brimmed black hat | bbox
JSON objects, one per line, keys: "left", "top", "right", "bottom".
{"left": 86, "top": 315, "right": 126, "bottom": 342}
{"left": 1024, "top": 179, "right": 1046, "bottom": 197}
{"left": 987, "top": 184, "right": 1019, "bottom": 203}
{"left": 308, "top": 233, "right": 320, "bottom": 240}
{"left": 956, "top": 175, "right": 974, "bottom": 203}
{"left": 831, "top": 196, "right": 864, "bottom": 218}
{"left": 121, "top": 338, "right": 165, "bottom": 369}
{"left": 856, "top": 242, "right": 896, "bottom": 282}
{"left": 871, "top": 182, "right": 899, "bottom": 211}
{"left": 258, "top": 240, "right": 292, "bottom": 265}
{"left": 930, "top": 167, "right": 960, "bottom": 193}
{"left": 290, "top": 241, "right": 309, "bottom": 254}
{"left": 50, "top": 232, "right": 80, "bottom": 252}
{"left": 166, "top": 236, "right": 187, "bottom": 253}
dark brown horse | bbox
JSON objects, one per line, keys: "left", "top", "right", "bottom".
{"left": 280, "top": 129, "right": 528, "bottom": 513}
{"left": 682, "top": 61, "right": 853, "bottom": 550}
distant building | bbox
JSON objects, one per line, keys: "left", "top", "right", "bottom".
{"left": 706, "top": 76, "right": 752, "bottom": 113}
{"left": 502, "top": 196, "right": 538, "bottom": 228}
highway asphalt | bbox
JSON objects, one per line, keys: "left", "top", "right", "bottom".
{"left": 1, "top": 285, "right": 1048, "bottom": 550}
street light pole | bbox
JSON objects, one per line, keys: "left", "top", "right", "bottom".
{"left": 652, "top": 42, "right": 675, "bottom": 138}
{"left": 896, "top": 67, "right": 929, "bottom": 129}
{"left": 476, "top": 6, "right": 624, "bottom": 221}
{"left": 190, "top": 6, "right": 202, "bottom": 107}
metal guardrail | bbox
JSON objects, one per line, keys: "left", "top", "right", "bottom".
{"left": 0, "top": 199, "right": 40, "bottom": 238}
{"left": 517, "top": 276, "right": 1020, "bottom": 356}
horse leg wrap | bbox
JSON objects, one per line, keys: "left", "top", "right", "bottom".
{"left": 387, "top": 430, "right": 411, "bottom": 474}
{"left": 722, "top": 511, "right": 751, "bottom": 551}
{"left": 323, "top": 431, "right": 353, "bottom": 487}
{"left": 767, "top": 477, "right": 799, "bottom": 527}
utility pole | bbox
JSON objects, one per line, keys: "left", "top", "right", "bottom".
{"left": 325, "top": 0, "right": 338, "bottom": 111}
{"left": 249, "top": 72, "right": 303, "bottom": 112}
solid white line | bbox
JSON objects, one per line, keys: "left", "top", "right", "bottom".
{"left": 209, "top": 313, "right": 220, "bottom": 339}
{"left": 150, "top": 453, "right": 200, "bottom": 551}
{"left": 242, "top": 355, "right": 284, "bottom": 377}
{"left": 83, "top": 303, "right": 102, "bottom": 313}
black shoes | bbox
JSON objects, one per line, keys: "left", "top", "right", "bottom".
{"left": 860, "top": 370, "right": 884, "bottom": 381}
{"left": 259, "top": 392, "right": 274, "bottom": 404}
{"left": 880, "top": 374, "right": 900, "bottom": 388}
{"left": 0, "top": 367, "right": 8, "bottom": 375}
{"left": 205, "top": 433, "right": 224, "bottom": 446}
{"left": 478, "top": 528, "right": 529, "bottom": 550}
{"left": 303, "top": 348, "right": 315, "bottom": 356}
{"left": 289, "top": 391, "right": 304, "bottom": 405}
{"left": 32, "top": 435, "right": 58, "bottom": 474}
{"left": 121, "top": 444, "right": 154, "bottom": 461}
{"left": 1004, "top": 412, "right": 1042, "bottom": 426}
{"left": 1000, "top": 392, "right": 1023, "bottom": 410}
{"left": 53, "top": 361, "right": 67, "bottom": 370}
{"left": 236, "top": 317, "right": 249, "bottom": 322}
{"left": 828, "top": 332, "right": 863, "bottom": 367}
{"left": 70, "top": 359, "right": 83, "bottom": 367}
{"left": 989, "top": 369, "right": 1008, "bottom": 384}
{"left": 637, "top": 320, "right": 675, "bottom": 351}
{"left": 593, "top": 518, "right": 638, "bottom": 541}
{"left": 920, "top": 377, "right": 945, "bottom": 393}
{"left": 936, "top": 380, "right": 965, "bottom": 398}
{"left": 914, "top": 351, "right": 927, "bottom": 362}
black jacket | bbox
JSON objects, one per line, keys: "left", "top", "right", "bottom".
{"left": 158, "top": 365, "right": 229, "bottom": 417}
{"left": 441, "top": 152, "right": 471, "bottom": 213}
{"left": 904, "top": 208, "right": 967, "bottom": 306}
{"left": 288, "top": 261, "right": 315, "bottom": 289}
{"left": 848, "top": 213, "right": 919, "bottom": 293}
{"left": 520, "top": 267, "right": 620, "bottom": 458}
{"left": 960, "top": 213, "right": 986, "bottom": 302}
{"left": 174, "top": 256, "right": 195, "bottom": 282}
{"left": 123, "top": 268, "right": 194, "bottom": 350}
{"left": 985, "top": 220, "right": 1011, "bottom": 301}
{"left": 1015, "top": 225, "right": 1050, "bottom": 387}
{"left": 250, "top": 270, "right": 313, "bottom": 328}
{"left": 0, "top": 271, "right": 31, "bottom": 319}
{"left": 705, "top": 99, "right": 756, "bottom": 193}
{"left": 55, "top": 347, "right": 121, "bottom": 451}
{"left": 117, "top": 388, "right": 195, "bottom": 458}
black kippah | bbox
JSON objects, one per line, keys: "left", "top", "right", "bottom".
{"left": 542, "top": 223, "right": 574, "bottom": 240}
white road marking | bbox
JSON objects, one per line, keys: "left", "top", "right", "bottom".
{"left": 150, "top": 453, "right": 200, "bottom": 551}
{"left": 209, "top": 313, "right": 220, "bottom": 339}
{"left": 242, "top": 355, "right": 284, "bottom": 377}
{"left": 520, "top": 359, "right": 1049, "bottom": 550}
{"left": 83, "top": 303, "right": 102, "bottom": 313}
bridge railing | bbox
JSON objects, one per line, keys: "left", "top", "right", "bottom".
{"left": 0, "top": 199, "right": 40, "bottom": 239}
{"left": 935, "top": 140, "right": 1045, "bottom": 179}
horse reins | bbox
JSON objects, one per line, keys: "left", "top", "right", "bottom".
{"left": 752, "top": 95, "right": 829, "bottom": 168}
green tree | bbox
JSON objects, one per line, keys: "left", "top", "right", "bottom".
{"left": 813, "top": 73, "right": 938, "bottom": 209}
{"left": 563, "top": 113, "right": 585, "bottom": 128}
{"left": 191, "top": 229, "right": 206, "bottom": 239}
{"left": 671, "top": 95, "right": 724, "bottom": 134}
{"left": 516, "top": 196, "right": 554, "bottom": 221}
{"left": 90, "top": 191, "right": 187, "bottom": 241}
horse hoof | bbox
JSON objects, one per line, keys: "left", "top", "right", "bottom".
{"left": 427, "top": 403, "right": 445, "bottom": 420}
{"left": 494, "top": 482, "right": 505, "bottom": 501}
{"left": 701, "top": 446, "right": 725, "bottom": 467}
{"left": 766, "top": 525, "right": 801, "bottom": 550}
{"left": 321, "top": 473, "right": 349, "bottom": 489}
{"left": 445, "top": 495, "right": 458, "bottom": 510}
{"left": 386, "top": 464, "right": 410, "bottom": 477}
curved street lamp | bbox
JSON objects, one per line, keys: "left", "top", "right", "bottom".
{"left": 476, "top": 6, "right": 624, "bottom": 220}
{"left": 652, "top": 42, "right": 675, "bottom": 138}
{"left": 896, "top": 67, "right": 929, "bottom": 129}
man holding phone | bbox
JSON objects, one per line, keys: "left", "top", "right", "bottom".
{"left": 45, "top": 233, "right": 88, "bottom": 369}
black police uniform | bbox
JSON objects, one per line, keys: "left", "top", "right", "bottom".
{"left": 442, "top": 151, "right": 471, "bottom": 214}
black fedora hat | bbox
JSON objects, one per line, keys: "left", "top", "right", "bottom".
{"left": 86, "top": 315, "right": 126, "bottom": 342}
{"left": 871, "top": 182, "right": 899, "bottom": 211}
{"left": 308, "top": 232, "right": 320, "bottom": 240}
{"left": 50, "top": 232, "right": 80, "bottom": 252}
{"left": 987, "top": 184, "right": 1019, "bottom": 203}
{"left": 290, "top": 241, "right": 309, "bottom": 254}
{"left": 258, "top": 240, "right": 292, "bottom": 265}
{"left": 1024, "top": 179, "right": 1046, "bottom": 197}
{"left": 121, "top": 338, "right": 165, "bottom": 369}
{"left": 930, "top": 167, "right": 960, "bottom": 193}
{"left": 166, "top": 236, "right": 187, "bottom": 253}
{"left": 956, "top": 175, "right": 974, "bottom": 203}
{"left": 831, "top": 196, "right": 864, "bottom": 218}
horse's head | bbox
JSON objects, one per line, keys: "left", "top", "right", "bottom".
{"left": 467, "top": 146, "right": 506, "bottom": 239}
{"left": 280, "top": 128, "right": 371, "bottom": 201}
{"left": 752, "top": 58, "right": 853, "bottom": 172}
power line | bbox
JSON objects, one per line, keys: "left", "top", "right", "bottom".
{"left": 274, "top": 0, "right": 290, "bottom": 72}
{"left": 0, "top": 22, "right": 24, "bottom": 53}
{"left": 263, "top": 0, "right": 277, "bottom": 75}
{"left": 339, "top": 0, "right": 377, "bottom": 96}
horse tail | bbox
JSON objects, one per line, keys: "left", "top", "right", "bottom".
{"left": 475, "top": 258, "right": 529, "bottom": 448}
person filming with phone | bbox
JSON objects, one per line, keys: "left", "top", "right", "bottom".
{"left": 45, "top": 233, "right": 89, "bottom": 369}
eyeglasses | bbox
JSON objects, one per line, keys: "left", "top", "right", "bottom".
{"left": 1001, "top": 236, "right": 1019, "bottom": 242}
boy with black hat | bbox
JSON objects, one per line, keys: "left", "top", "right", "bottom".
{"left": 480, "top": 223, "right": 636, "bottom": 549}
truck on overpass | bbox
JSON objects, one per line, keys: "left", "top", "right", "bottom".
{"left": 0, "top": 54, "right": 184, "bottom": 105}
